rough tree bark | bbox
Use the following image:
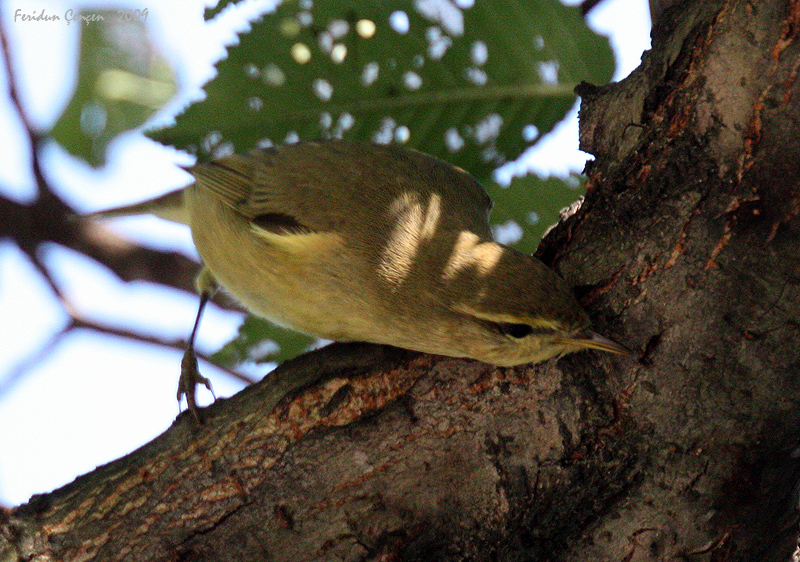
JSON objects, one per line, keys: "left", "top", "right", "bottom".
{"left": 2, "top": 0, "right": 800, "bottom": 560}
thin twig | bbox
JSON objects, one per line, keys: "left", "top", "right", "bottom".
{"left": 31, "top": 253, "right": 71, "bottom": 308}
{"left": 4, "top": 188, "right": 256, "bottom": 397}
{"left": 0, "top": 313, "right": 257, "bottom": 401}
{"left": 32, "top": 251, "right": 255, "bottom": 388}
{"left": 0, "top": 13, "right": 32, "bottom": 133}
{"left": 70, "top": 315, "right": 257, "bottom": 386}
{"left": 0, "top": 11, "right": 47, "bottom": 193}
{"left": 0, "top": 321, "right": 73, "bottom": 397}
{"left": 0, "top": 13, "right": 258, "bottom": 400}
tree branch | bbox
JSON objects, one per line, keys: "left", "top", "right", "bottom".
{"left": 0, "top": 11, "right": 44, "bottom": 187}
{"left": 0, "top": 11, "right": 249, "bottom": 396}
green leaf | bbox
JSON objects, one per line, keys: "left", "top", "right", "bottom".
{"left": 211, "top": 315, "right": 317, "bottom": 367}
{"left": 204, "top": 0, "right": 239, "bottom": 21}
{"left": 51, "top": 9, "right": 177, "bottom": 167}
{"left": 150, "top": 0, "right": 613, "bottom": 179}
{"left": 487, "top": 174, "right": 585, "bottom": 255}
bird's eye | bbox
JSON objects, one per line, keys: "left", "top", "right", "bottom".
{"left": 497, "top": 322, "right": 534, "bottom": 339}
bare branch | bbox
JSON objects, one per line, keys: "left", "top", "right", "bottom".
{"left": 0, "top": 310, "right": 257, "bottom": 402}
{"left": 0, "top": 10, "right": 47, "bottom": 196}
{"left": 0, "top": 321, "right": 72, "bottom": 398}
{"left": 0, "top": 13, "right": 249, "bottom": 399}
{"left": 70, "top": 315, "right": 256, "bottom": 386}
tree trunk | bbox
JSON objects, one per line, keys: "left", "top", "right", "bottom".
{"left": 3, "top": 0, "right": 800, "bottom": 560}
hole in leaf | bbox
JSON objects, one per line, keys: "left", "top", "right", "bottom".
{"left": 425, "top": 26, "right": 452, "bottom": 59}
{"left": 492, "top": 220, "right": 523, "bottom": 245}
{"left": 331, "top": 44, "right": 347, "bottom": 63}
{"left": 328, "top": 19, "right": 349, "bottom": 38}
{"left": 313, "top": 78, "right": 333, "bottom": 101}
{"left": 297, "top": 11, "right": 312, "bottom": 26}
{"left": 319, "top": 112, "right": 333, "bottom": 130}
{"left": 334, "top": 112, "right": 354, "bottom": 136}
{"left": 403, "top": 71, "right": 422, "bottom": 90}
{"left": 522, "top": 124, "right": 539, "bottom": 142}
{"left": 356, "top": 19, "right": 376, "bottom": 38}
{"left": 373, "top": 117, "right": 396, "bottom": 144}
{"left": 389, "top": 11, "right": 409, "bottom": 34}
{"left": 318, "top": 31, "right": 333, "bottom": 53}
{"left": 537, "top": 60, "right": 559, "bottom": 84}
{"left": 395, "top": 125, "right": 410, "bottom": 143}
{"left": 213, "top": 142, "right": 234, "bottom": 159}
{"left": 244, "top": 63, "right": 260, "bottom": 78}
{"left": 445, "top": 128, "right": 464, "bottom": 152}
{"left": 416, "top": 0, "right": 464, "bottom": 36}
{"left": 291, "top": 43, "right": 312, "bottom": 64}
{"left": 362, "top": 61, "right": 379, "bottom": 85}
{"left": 474, "top": 113, "right": 503, "bottom": 143}
{"left": 280, "top": 17, "right": 301, "bottom": 37}
{"left": 80, "top": 102, "right": 106, "bottom": 136}
{"left": 471, "top": 40, "right": 488, "bottom": 65}
{"left": 202, "top": 131, "right": 222, "bottom": 153}
{"left": 262, "top": 63, "right": 286, "bottom": 86}
{"left": 465, "top": 67, "right": 486, "bottom": 85}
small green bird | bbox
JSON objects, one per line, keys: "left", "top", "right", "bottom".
{"left": 91, "top": 140, "right": 628, "bottom": 420}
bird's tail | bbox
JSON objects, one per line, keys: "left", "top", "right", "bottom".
{"left": 80, "top": 187, "right": 190, "bottom": 225}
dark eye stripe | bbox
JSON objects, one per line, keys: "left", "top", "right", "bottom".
{"left": 496, "top": 322, "right": 534, "bottom": 338}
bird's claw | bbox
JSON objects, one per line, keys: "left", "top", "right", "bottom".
{"left": 178, "top": 346, "right": 214, "bottom": 424}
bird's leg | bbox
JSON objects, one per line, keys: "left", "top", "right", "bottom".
{"left": 178, "top": 267, "right": 217, "bottom": 423}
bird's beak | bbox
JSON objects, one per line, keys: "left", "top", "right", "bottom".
{"left": 558, "top": 330, "right": 632, "bottom": 356}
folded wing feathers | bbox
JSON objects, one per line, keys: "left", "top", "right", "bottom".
{"left": 191, "top": 155, "right": 255, "bottom": 210}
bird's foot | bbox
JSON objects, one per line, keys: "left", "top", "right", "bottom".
{"left": 178, "top": 346, "right": 214, "bottom": 424}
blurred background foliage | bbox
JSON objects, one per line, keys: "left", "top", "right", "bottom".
{"left": 51, "top": 8, "right": 177, "bottom": 167}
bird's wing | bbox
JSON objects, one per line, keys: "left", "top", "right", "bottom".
{"left": 189, "top": 150, "right": 314, "bottom": 235}
{"left": 190, "top": 141, "right": 493, "bottom": 239}
{"left": 187, "top": 153, "right": 255, "bottom": 211}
